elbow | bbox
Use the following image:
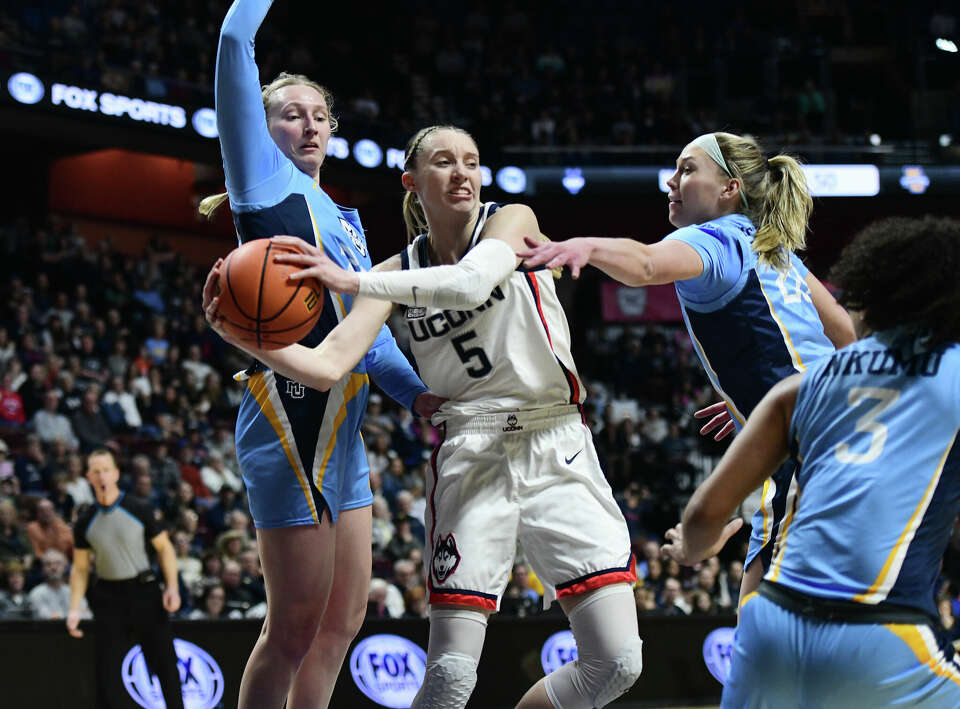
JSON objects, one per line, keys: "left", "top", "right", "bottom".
{"left": 622, "top": 257, "right": 656, "bottom": 287}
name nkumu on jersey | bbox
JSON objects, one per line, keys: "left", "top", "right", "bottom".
{"left": 406, "top": 286, "right": 505, "bottom": 342}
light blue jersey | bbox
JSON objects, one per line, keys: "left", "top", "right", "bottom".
{"left": 665, "top": 214, "right": 834, "bottom": 568}
{"left": 773, "top": 335, "right": 960, "bottom": 616}
{"left": 216, "top": 0, "right": 426, "bottom": 527}
{"left": 723, "top": 334, "right": 960, "bottom": 708}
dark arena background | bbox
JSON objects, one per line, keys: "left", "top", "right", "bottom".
{"left": 0, "top": 1, "right": 958, "bottom": 707}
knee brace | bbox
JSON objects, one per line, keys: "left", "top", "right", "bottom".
{"left": 410, "top": 608, "right": 488, "bottom": 709}
{"left": 411, "top": 652, "right": 478, "bottom": 709}
{"left": 544, "top": 584, "right": 644, "bottom": 709}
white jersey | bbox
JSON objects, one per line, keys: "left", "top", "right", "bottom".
{"left": 400, "top": 203, "right": 585, "bottom": 419}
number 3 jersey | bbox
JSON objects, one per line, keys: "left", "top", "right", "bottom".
{"left": 774, "top": 335, "right": 960, "bottom": 617}
{"left": 399, "top": 203, "right": 585, "bottom": 419}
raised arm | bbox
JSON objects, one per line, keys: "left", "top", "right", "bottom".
{"left": 216, "top": 0, "right": 283, "bottom": 193}
{"left": 518, "top": 236, "right": 703, "bottom": 286}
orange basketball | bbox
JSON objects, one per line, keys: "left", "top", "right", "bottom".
{"left": 217, "top": 239, "right": 324, "bottom": 350}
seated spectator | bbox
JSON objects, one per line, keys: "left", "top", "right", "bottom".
{"left": 181, "top": 344, "right": 214, "bottom": 392}
{"left": 25, "top": 498, "right": 74, "bottom": 559}
{"left": 386, "top": 517, "right": 422, "bottom": 562}
{"left": 403, "top": 585, "right": 428, "bottom": 618}
{"left": 0, "top": 559, "right": 32, "bottom": 619}
{"left": 237, "top": 548, "right": 265, "bottom": 604}
{"left": 371, "top": 495, "right": 394, "bottom": 557}
{"left": 71, "top": 387, "right": 117, "bottom": 453}
{"left": 220, "top": 559, "right": 260, "bottom": 617}
{"left": 656, "top": 577, "right": 690, "bottom": 616}
{"left": 690, "top": 589, "right": 716, "bottom": 615}
{"left": 634, "top": 585, "right": 658, "bottom": 614}
{"left": 15, "top": 434, "right": 52, "bottom": 494}
{"left": 48, "top": 472, "right": 76, "bottom": 523}
{"left": 177, "top": 445, "right": 211, "bottom": 501}
{"left": 172, "top": 529, "right": 202, "bottom": 593}
{"left": 205, "top": 485, "right": 242, "bottom": 535}
{"left": 394, "top": 490, "right": 425, "bottom": 544}
{"left": 199, "top": 449, "right": 242, "bottom": 496}
{"left": 0, "top": 499, "right": 30, "bottom": 564}
{"left": 148, "top": 443, "right": 182, "bottom": 496}
{"left": 27, "top": 548, "right": 89, "bottom": 619}
{"left": 188, "top": 583, "right": 231, "bottom": 620}
{"left": 216, "top": 529, "right": 249, "bottom": 562}
{"left": 0, "top": 371, "right": 26, "bottom": 427}
{"left": 367, "top": 577, "right": 404, "bottom": 619}
{"left": 101, "top": 375, "right": 142, "bottom": 431}
{"left": 32, "top": 389, "right": 79, "bottom": 449}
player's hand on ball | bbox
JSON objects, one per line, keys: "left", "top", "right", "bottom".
{"left": 695, "top": 401, "right": 736, "bottom": 441}
{"left": 202, "top": 259, "right": 238, "bottom": 345}
{"left": 518, "top": 236, "right": 592, "bottom": 278}
{"left": 271, "top": 235, "right": 360, "bottom": 295}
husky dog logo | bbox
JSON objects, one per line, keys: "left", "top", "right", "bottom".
{"left": 431, "top": 533, "right": 461, "bottom": 584}
{"left": 502, "top": 414, "right": 523, "bottom": 432}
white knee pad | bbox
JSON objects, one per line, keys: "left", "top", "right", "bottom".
{"left": 411, "top": 652, "right": 478, "bottom": 709}
{"left": 544, "top": 584, "right": 644, "bottom": 709}
{"left": 410, "top": 608, "right": 488, "bottom": 709}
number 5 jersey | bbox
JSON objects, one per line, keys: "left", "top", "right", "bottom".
{"left": 399, "top": 203, "right": 585, "bottom": 420}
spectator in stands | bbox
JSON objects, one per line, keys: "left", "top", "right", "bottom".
{"left": 0, "top": 371, "right": 26, "bottom": 427}
{"left": 657, "top": 577, "right": 690, "bottom": 615}
{"left": 189, "top": 583, "right": 230, "bottom": 620}
{"left": 221, "top": 559, "right": 260, "bottom": 616}
{"left": 371, "top": 495, "right": 394, "bottom": 557}
{"left": 101, "top": 375, "right": 142, "bottom": 431}
{"left": 173, "top": 529, "right": 203, "bottom": 594}
{"left": 33, "top": 389, "right": 79, "bottom": 449}
{"left": 29, "top": 548, "right": 87, "bottom": 619}
{"left": 26, "top": 498, "right": 74, "bottom": 559}
{"left": 199, "top": 448, "right": 242, "bottom": 496}
{"left": 71, "top": 387, "right": 117, "bottom": 453}
{"left": 48, "top": 472, "right": 76, "bottom": 523}
{"left": 0, "top": 498, "right": 30, "bottom": 564}
{"left": 386, "top": 516, "right": 421, "bottom": 562}
{"left": 0, "top": 559, "right": 32, "bottom": 619}
{"left": 403, "top": 585, "right": 428, "bottom": 618}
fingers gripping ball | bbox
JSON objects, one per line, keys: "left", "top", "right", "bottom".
{"left": 217, "top": 239, "right": 325, "bottom": 349}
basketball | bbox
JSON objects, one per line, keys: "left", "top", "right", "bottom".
{"left": 216, "top": 239, "right": 324, "bottom": 349}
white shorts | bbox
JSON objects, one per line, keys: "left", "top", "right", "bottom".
{"left": 425, "top": 405, "right": 636, "bottom": 611}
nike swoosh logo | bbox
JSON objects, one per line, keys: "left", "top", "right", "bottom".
{"left": 565, "top": 449, "right": 583, "bottom": 465}
{"left": 412, "top": 285, "right": 419, "bottom": 305}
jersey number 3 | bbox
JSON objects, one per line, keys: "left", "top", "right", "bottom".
{"left": 834, "top": 387, "right": 900, "bottom": 464}
{"left": 452, "top": 331, "right": 492, "bottom": 378}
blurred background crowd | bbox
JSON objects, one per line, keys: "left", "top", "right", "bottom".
{"left": 1, "top": 0, "right": 957, "bottom": 160}
{"left": 2, "top": 214, "right": 960, "bottom": 633}
{"left": 0, "top": 0, "right": 958, "bottom": 638}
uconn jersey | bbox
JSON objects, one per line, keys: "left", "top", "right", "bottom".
{"left": 400, "top": 203, "right": 584, "bottom": 418}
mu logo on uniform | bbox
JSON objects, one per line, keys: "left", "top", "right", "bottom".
{"left": 431, "top": 533, "right": 461, "bottom": 583}
{"left": 286, "top": 380, "right": 305, "bottom": 399}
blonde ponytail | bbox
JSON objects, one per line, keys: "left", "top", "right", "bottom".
{"left": 751, "top": 155, "right": 812, "bottom": 270}
{"left": 199, "top": 193, "right": 229, "bottom": 220}
{"left": 713, "top": 132, "right": 812, "bottom": 270}
{"left": 402, "top": 191, "right": 428, "bottom": 243}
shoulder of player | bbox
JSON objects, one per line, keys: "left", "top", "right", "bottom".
{"left": 74, "top": 505, "right": 97, "bottom": 529}
{"left": 372, "top": 253, "right": 403, "bottom": 273}
{"left": 478, "top": 203, "right": 539, "bottom": 251}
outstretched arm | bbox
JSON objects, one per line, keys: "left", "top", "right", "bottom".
{"left": 272, "top": 205, "right": 537, "bottom": 309}
{"left": 518, "top": 236, "right": 703, "bottom": 286}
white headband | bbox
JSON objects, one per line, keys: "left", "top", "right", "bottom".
{"left": 690, "top": 133, "right": 748, "bottom": 209}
